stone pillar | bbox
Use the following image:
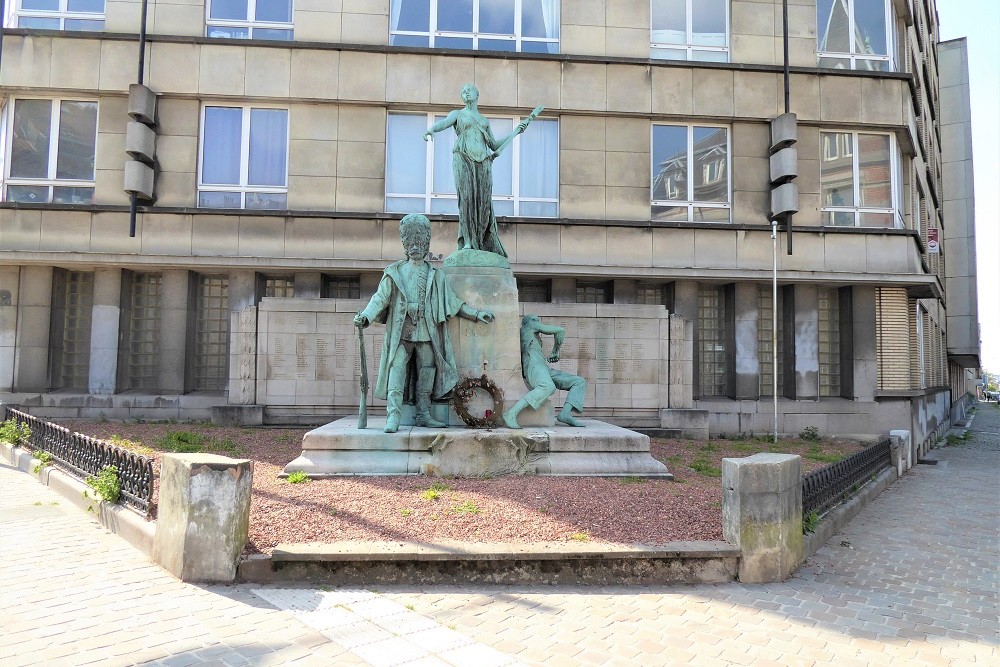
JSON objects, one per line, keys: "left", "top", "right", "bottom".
{"left": 723, "top": 453, "right": 803, "bottom": 583}
{"left": 0, "top": 266, "right": 19, "bottom": 392}
{"left": 159, "top": 270, "right": 191, "bottom": 394}
{"left": 792, "top": 284, "right": 819, "bottom": 400}
{"left": 359, "top": 272, "right": 380, "bottom": 299}
{"left": 667, "top": 314, "right": 694, "bottom": 408}
{"left": 13, "top": 266, "right": 53, "bottom": 393}
{"left": 612, "top": 279, "right": 637, "bottom": 304}
{"left": 227, "top": 306, "right": 258, "bottom": 407}
{"left": 154, "top": 453, "right": 252, "bottom": 583}
{"left": 733, "top": 283, "right": 759, "bottom": 400}
{"left": 294, "top": 272, "right": 322, "bottom": 298}
{"left": 671, "top": 280, "right": 699, "bottom": 322}
{"left": 852, "top": 286, "right": 877, "bottom": 402}
{"left": 88, "top": 268, "right": 122, "bottom": 394}
{"left": 890, "top": 429, "right": 912, "bottom": 472}
{"left": 550, "top": 277, "right": 576, "bottom": 304}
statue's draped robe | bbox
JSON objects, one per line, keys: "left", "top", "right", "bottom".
{"left": 452, "top": 109, "right": 508, "bottom": 258}
{"left": 361, "top": 261, "right": 464, "bottom": 401}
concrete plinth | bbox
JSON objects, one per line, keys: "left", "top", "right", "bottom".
{"left": 283, "top": 417, "right": 672, "bottom": 478}
{"left": 154, "top": 454, "right": 253, "bottom": 583}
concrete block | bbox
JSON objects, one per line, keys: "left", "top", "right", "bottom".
{"left": 212, "top": 405, "right": 264, "bottom": 426}
{"left": 722, "top": 453, "right": 803, "bottom": 583}
{"left": 154, "top": 454, "right": 253, "bottom": 583}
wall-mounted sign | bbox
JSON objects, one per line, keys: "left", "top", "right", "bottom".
{"left": 927, "top": 227, "right": 939, "bottom": 254}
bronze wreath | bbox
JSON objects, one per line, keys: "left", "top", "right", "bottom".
{"left": 452, "top": 374, "right": 504, "bottom": 428}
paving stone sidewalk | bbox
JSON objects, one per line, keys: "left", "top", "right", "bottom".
{"left": 2, "top": 405, "right": 998, "bottom": 666}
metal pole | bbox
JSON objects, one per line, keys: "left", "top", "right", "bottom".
{"left": 129, "top": 0, "right": 150, "bottom": 238}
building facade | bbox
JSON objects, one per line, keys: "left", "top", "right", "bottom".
{"left": 0, "top": 0, "right": 980, "bottom": 443}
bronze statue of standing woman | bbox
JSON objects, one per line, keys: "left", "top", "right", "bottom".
{"left": 423, "top": 84, "right": 542, "bottom": 259}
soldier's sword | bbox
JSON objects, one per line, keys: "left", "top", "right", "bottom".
{"left": 356, "top": 310, "right": 368, "bottom": 429}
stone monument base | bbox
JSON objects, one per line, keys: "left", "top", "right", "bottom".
{"left": 283, "top": 418, "right": 672, "bottom": 478}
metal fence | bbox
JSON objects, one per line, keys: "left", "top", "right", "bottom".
{"left": 3, "top": 406, "right": 154, "bottom": 517}
{"left": 801, "top": 436, "right": 892, "bottom": 517}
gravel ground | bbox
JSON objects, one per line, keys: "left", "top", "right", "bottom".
{"left": 54, "top": 420, "right": 866, "bottom": 555}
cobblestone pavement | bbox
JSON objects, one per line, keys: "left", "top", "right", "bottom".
{"left": 2, "top": 405, "right": 997, "bottom": 666}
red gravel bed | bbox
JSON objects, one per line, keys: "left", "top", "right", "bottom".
{"left": 55, "top": 420, "right": 865, "bottom": 555}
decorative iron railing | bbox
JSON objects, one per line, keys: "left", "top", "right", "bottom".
{"left": 801, "top": 436, "right": 892, "bottom": 517}
{"left": 3, "top": 406, "right": 154, "bottom": 518}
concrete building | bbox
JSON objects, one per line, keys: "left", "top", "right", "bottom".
{"left": 0, "top": 0, "right": 981, "bottom": 444}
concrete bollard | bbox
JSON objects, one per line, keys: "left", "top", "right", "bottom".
{"left": 722, "top": 453, "right": 803, "bottom": 583}
{"left": 890, "top": 429, "right": 912, "bottom": 470}
{"left": 154, "top": 454, "right": 253, "bottom": 583}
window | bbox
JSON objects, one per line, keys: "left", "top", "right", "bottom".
{"left": 206, "top": 0, "right": 292, "bottom": 39}
{"left": 576, "top": 280, "right": 612, "bottom": 304}
{"left": 263, "top": 276, "right": 295, "bottom": 298}
{"left": 198, "top": 106, "right": 288, "bottom": 209}
{"left": 390, "top": 0, "right": 559, "bottom": 53}
{"left": 652, "top": 124, "right": 730, "bottom": 222}
{"left": 322, "top": 275, "right": 361, "bottom": 299}
{"left": 192, "top": 275, "right": 229, "bottom": 392}
{"left": 3, "top": 99, "right": 97, "bottom": 204}
{"left": 517, "top": 278, "right": 551, "bottom": 303}
{"left": 758, "top": 286, "right": 784, "bottom": 397}
{"left": 51, "top": 271, "right": 94, "bottom": 391}
{"left": 386, "top": 112, "right": 558, "bottom": 217}
{"left": 120, "top": 273, "right": 161, "bottom": 392}
{"left": 637, "top": 282, "right": 673, "bottom": 309}
{"left": 817, "top": 0, "right": 895, "bottom": 71}
{"left": 651, "top": 0, "right": 728, "bottom": 62}
{"left": 10, "top": 0, "right": 104, "bottom": 30}
{"left": 818, "top": 288, "right": 841, "bottom": 397}
{"left": 820, "top": 131, "right": 901, "bottom": 228}
{"left": 697, "top": 285, "right": 727, "bottom": 397}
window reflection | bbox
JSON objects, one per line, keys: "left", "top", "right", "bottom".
{"left": 390, "top": 0, "right": 559, "bottom": 53}
{"left": 652, "top": 125, "right": 729, "bottom": 222}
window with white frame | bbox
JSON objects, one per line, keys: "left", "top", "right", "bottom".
{"left": 9, "top": 0, "right": 104, "bottom": 30}
{"left": 206, "top": 0, "right": 292, "bottom": 40}
{"left": 389, "top": 0, "right": 559, "bottom": 53}
{"left": 651, "top": 124, "right": 730, "bottom": 222}
{"left": 385, "top": 112, "right": 558, "bottom": 217}
{"left": 650, "top": 0, "right": 728, "bottom": 62}
{"left": 2, "top": 98, "right": 97, "bottom": 204}
{"left": 198, "top": 106, "right": 288, "bottom": 210}
{"left": 817, "top": 0, "right": 896, "bottom": 71}
{"left": 820, "top": 131, "right": 902, "bottom": 228}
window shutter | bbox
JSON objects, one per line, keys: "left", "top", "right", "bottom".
{"left": 876, "top": 287, "right": 911, "bottom": 390}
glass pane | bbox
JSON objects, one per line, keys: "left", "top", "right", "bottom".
{"left": 66, "top": 0, "right": 104, "bottom": 13}
{"left": 816, "top": 0, "right": 849, "bottom": 53}
{"left": 432, "top": 114, "right": 457, "bottom": 194}
{"left": 435, "top": 36, "right": 473, "bottom": 49}
{"left": 651, "top": 47, "right": 688, "bottom": 60}
{"left": 692, "top": 206, "right": 730, "bottom": 222}
{"left": 6, "top": 185, "right": 50, "bottom": 202}
{"left": 52, "top": 186, "right": 94, "bottom": 203}
{"left": 856, "top": 58, "right": 889, "bottom": 72}
{"left": 860, "top": 212, "right": 894, "bottom": 227}
{"left": 392, "top": 0, "right": 429, "bottom": 32}
{"left": 63, "top": 19, "right": 104, "bottom": 30}
{"left": 429, "top": 198, "right": 459, "bottom": 215}
{"left": 246, "top": 192, "right": 286, "bottom": 209}
{"left": 853, "top": 0, "right": 887, "bottom": 55}
{"left": 692, "top": 0, "right": 726, "bottom": 46}
{"left": 385, "top": 196, "right": 425, "bottom": 213}
{"left": 391, "top": 34, "right": 431, "bottom": 46}
{"left": 208, "top": 26, "right": 250, "bottom": 38}
{"left": 20, "top": 0, "right": 58, "bottom": 10}
{"left": 17, "top": 17, "right": 61, "bottom": 28}
{"left": 520, "top": 40, "right": 558, "bottom": 54}
{"left": 253, "top": 28, "right": 292, "bottom": 40}
{"left": 817, "top": 56, "right": 851, "bottom": 69}
{"left": 652, "top": 204, "right": 690, "bottom": 221}
{"left": 202, "top": 107, "right": 242, "bottom": 185}
{"left": 10, "top": 99, "right": 52, "bottom": 179}
{"left": 857, "top": 133, "right": 890, "bottom": 208}
{"left": 437, "top": 0, "right": 472, "bottom": 32}
{"left": 519, "top": 118, "right": 558, "bottom": 199}
{"left": 255, "top": 0, "right": 291, "bottom": 23}
{"left": 387, "top": 114, "right": 428, "bottom": 195}
{"left": 692, "top": 126, "right": 728, "bottom": 203}
{"left": 56, "top": 101, "right": 98, "bottom": 181}
{"left": 519, "top": 200, "right": 557, "bottom": 217}
{"left": 824, "top": 210, "right": 856, "bottom": 226}
{"left": 479, "top": 39, "right": 516, "bottom": 52}
{"left": 820, "top": 132, "right": 855, "bottom": 208}
{"left": 492, "top": 199, "right": 514, "bottom": 216}
{"left": 479, "top": 0, "right": 514, "bottom": 34}
{"left": 651, "top": 0, "right": 686, "bottom": 45}
{"left": 210, "top": 0, "right": 248, "bottom": 21}
{"left": 489, "top": 117, "right": 513, "bottom": 196}
{"left": 691, "top": 49, "right": 728, "bottom": 63}
{"left": 521, "top": 0, "right": 558, "bottom": 39}
{"left": 248, "top": 108, "right": 288, "bottom": 187}
{"left": 199, "top": 190, "right": 242, "bottom": 208}
{"left": 652, "top": 125, "right": 687, "bottom": 201}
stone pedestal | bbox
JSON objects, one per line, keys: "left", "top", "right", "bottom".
{"left": 154, "top": 454, "right": 253, "bottom": 583}
{"left": 443, "top": 249, "right": 552, "bottom": 427}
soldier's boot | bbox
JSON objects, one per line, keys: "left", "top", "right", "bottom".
{"left": 415, "top": 367, "right": 447, "bottom": 428}
{"left": 385, "top": 390, "right": 403, "bottom": 433}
